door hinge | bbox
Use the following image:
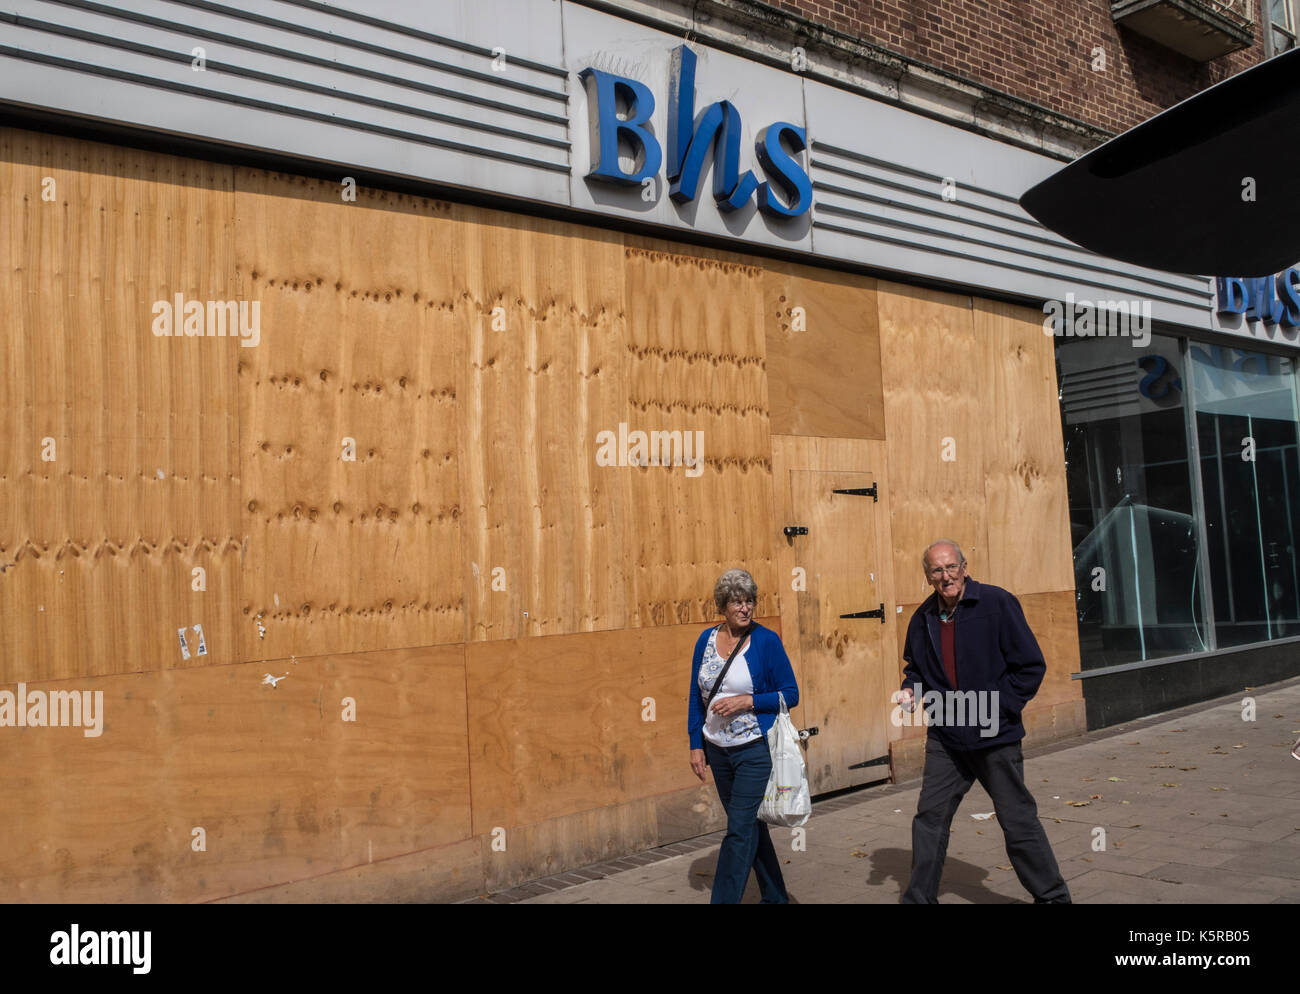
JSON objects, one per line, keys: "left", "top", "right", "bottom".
{"left": 783, "top": 525, "right": 808, "bottom": 538}
{"left": 848, "top": 754, "right": 891, "bottom": 771}
{"left": 840, "top": 603, "right": 886, "bottom": 623}
{"left": 832, "top": 485, "right": 878, "bottom": 502}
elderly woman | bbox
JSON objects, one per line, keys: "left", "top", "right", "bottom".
{"left": 688, "top": 568, "right": 799, "bottom": 904}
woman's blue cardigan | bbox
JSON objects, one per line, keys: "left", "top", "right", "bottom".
{"left": 687, "top": 622, "right": 799, "bottom": 753}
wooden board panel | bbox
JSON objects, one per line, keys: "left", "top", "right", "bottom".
{"left": 0, "top": 128, "right": 240, "bottom": 682}
{"left": 0, "top": 643, "right": 470, "bottom": 902}
{"left": 621, "top": 237, "right": 776, "bottom": 627}
{"left": 234, "top": 171, "right": 464, "bottom": 661}
{"left": 762, "top": 262, "right": 884, "bottom": 439}
{"left": 466, "top": 618, "right": 778, "bottom": 832}
{"left": 217, "top": 837, "right": 484, "bottom": 903}
{"left": 877, "top": 281, "right": 988, "bottom": 605}
{"left": 789, "top": 471, "right": 893, "bottom": 792}
{"left": 454, "top": 207, "right": 628, "bottom": 641}
{"left": 1018, "top": 588, "right": 1085, "bottom": 711}
{"left": 769, "top": 435, "right": 901, "bottom": 756}
{"left": 975, "top": 298, "right": 1075, "bottom": 596}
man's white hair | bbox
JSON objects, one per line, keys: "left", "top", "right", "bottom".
{"left": 922, "top": 538, "right": 966, "bottom": 570}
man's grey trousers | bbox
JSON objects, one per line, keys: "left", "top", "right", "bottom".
{"left": 902, "top": 734, "right": 1072, "bottom": 904}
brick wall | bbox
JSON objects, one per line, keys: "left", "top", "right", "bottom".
{"left": 771, "top": 0, "right": 1266, "bottom": 134}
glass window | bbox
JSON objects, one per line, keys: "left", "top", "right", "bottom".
{"left": 1057, "top": 333, "right": 1208, "bottom": 669}
{"left": 1189, "top": 344, "right": 1300, "bottom": 646}
{"left": 1268, "top": 0, "right": 1297, "bottom": 53}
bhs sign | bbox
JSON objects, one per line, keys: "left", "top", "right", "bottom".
{"left": 578, "top": 45, "right": 812, "bottom": 219}
{"left": 1216, "top": 269, "right": 1300, "bottom": 327}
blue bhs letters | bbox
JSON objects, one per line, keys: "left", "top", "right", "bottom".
{"left": 1216, "top": 268, "right": 1300, "bottom": 327}
{"left": 579, "top": 45, "right": 813, "bottom": 219}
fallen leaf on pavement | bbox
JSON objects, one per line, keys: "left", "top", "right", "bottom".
{"left": 996, "top": 865, "right": 1011, "bottom": 871}
{"left": 1211, "top": 787, "right": 1227, "bottom": 791}
{"left": 1107, "top": 777, "right": 1125, "bottom": 782}
{"left": 1066, "top": 800, "right": 1091, "bottom": 807}
{"left": 1090, "top": 794, "right": 1102, "bottom": 800}
{"left": 1179, "top": 766, "right": 1198, "bottom": 771}
{"left": 850, "top": 850, "right": 868, "bottom": 858}
{"left": 1161, "top": 783, "right": 1180, "bottom": 787}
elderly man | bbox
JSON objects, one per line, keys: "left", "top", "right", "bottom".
{"left": 897, "top": 539, "right": 1070, "bottom": 904}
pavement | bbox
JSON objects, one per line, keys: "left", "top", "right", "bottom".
{"left": 468, "top": 676, "right": 1300, "bottom": 904}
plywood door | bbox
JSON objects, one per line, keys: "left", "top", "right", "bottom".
{"left": 788, "top": 471, "right": 892, "bottom": 794}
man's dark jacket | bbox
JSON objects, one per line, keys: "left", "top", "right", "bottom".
{"left": 900, "top": 578, "right": 1046, "bottom": 751}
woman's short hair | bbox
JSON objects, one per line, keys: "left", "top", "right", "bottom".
{"left": 714, "top": 569, "right": 758, "bottom": 613}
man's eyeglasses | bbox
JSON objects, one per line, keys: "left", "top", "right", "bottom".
{"left": 926, "top": 564, "right": 964, "bottom": 579}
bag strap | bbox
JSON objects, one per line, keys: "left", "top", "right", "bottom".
{"left": 703, "top": 623, "right": 753, "bottom": 714}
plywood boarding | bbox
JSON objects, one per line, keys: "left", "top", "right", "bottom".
{"left": 769, "top": 435, "right": 902, "bottom": 765}
{"left": 789, "top": 471, "right": 894, "bottom": 792}
{"left": 974, "top": 298, "right": 1074, "bottom": 596}
{"left": 0, "top": 129, "right": 240, "bottom": 682}
{"left": 1018, "top": 589, "right": 1084, "bottom": 710}
{"left": 466, "top": 618, "right": 778, "bottom": 832}
{"left": 762, "top": 262, "right": 884, "bottom": 439}
{"left": 455, "top": 207, "right": 629, "bottom": 642}
{"left": 877, "top": 281, "right": 988, "bottom": 606}
{"left": 234, "top": 172, "right": 464, "bottom": 661}
{"left": 621, "top": 236, "right": 776, "bottom": 627}
{"left": 0, "top": 643, "right": 470, "bottom": 902}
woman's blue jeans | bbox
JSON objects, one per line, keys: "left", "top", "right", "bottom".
{"left": 704, "top": 738, "right": 789, "bottom": 904}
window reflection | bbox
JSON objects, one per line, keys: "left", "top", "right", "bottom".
{"left": 1190, "top": 345, "right": 1300, "bottom": 646}
{"left": 1057, "top": 334, "right": 1205, "bottom": 669}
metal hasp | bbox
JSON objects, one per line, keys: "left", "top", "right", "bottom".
{"left": 848, "top": 754, "right": 890, "bottom": 771}
{"left": 783, "top": 525, "right": 808, "bottom": 537}
{"left": 840, "top": 603, "right": 886, "bottom": 623}
{"left": 797, "top": 726, "right": 819, "bottom": 741}
{"left": 832, "top": 485, "right": 877, "bottom": 502}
